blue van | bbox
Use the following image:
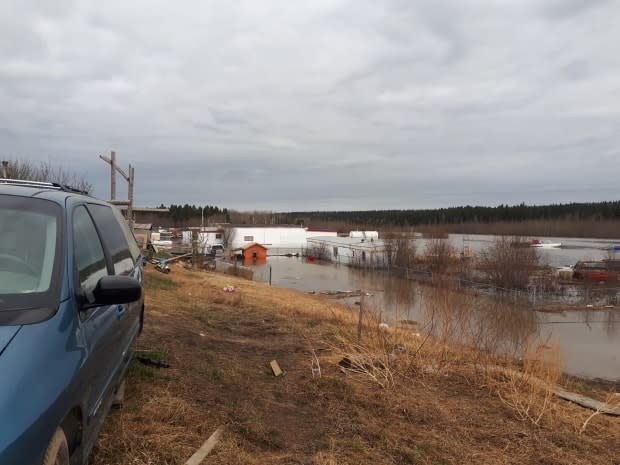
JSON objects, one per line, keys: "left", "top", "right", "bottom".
{"left": 0, "top": 179, "right": 144, "bottom": 465}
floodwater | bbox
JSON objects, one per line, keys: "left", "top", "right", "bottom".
{"left": 447, "top": 234, "right": 619, "bottom": 267}
{"left": 252, "top": 254, "right": 620, "bottom": 382}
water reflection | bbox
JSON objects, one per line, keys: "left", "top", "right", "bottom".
{"left": 380, "top": 279, "right": 538, "bottom": 359}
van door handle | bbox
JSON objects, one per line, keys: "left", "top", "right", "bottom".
{"left": 116, "top": 305, "right": 126, "bottom": 320}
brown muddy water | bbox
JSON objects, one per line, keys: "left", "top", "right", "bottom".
{"left": 251, "top": 256, "right": 620, "bottom": 382}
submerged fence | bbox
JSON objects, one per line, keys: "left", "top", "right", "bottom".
{"left": 385, "top": 264, "right": 620, "bottom": 310}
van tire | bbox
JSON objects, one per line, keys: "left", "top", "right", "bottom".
{"left": 42, "top": 427, "right": 69, "bottom": 465}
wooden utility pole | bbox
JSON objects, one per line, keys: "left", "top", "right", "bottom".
{"left": 127, "top": 165, "right": 134, "bottom": 229}
{"left": 110, "top": 151, "right": 116, "bottom": 200}
{"left": 99, "top": 151, "right": 135, "bottom": 228}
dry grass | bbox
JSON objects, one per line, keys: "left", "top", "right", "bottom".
{"left": 90, "top": 264, "right": 620, "bottom": 465}
{"left": 485, "top": 343, "right": 564, "bottom": 426}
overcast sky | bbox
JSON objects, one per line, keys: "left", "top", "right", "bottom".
{"left": 1, "top": 0, "right": 618, "bottom": 211}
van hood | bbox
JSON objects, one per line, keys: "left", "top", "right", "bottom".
{"left": 0, "top": 326, "right": 21, "bottom": 356}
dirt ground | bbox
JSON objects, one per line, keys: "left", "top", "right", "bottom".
{"left": 91, "top": 266, "right": 619, "bottom": 465}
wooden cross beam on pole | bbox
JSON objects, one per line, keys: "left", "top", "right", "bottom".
{"left": 99, "top": 151, "right": 135, "bottom": 228}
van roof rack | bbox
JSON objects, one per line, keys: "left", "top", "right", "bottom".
{"left": 0, "top": 178, "right": 90, "bottom": 195}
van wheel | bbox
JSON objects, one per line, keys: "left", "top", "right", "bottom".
{"left": 42, "top": 428, "right": 69, "bottom": 465}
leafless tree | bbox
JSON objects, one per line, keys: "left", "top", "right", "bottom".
{"left": 384, "top": 233, "right": 416, "bottom": 272}
{"left": 2, "top": 159, "right": 92, "bottom": 193}
{"left": 307, "top": 241, "right": 329, "bottom": 260}
{"left": 479, "top": 236, "right": 539, "bottom": 289}
{"left": 425, "top": 238, "right": 454, "bottom": 274}
{"left": 221, "top": 226, "right": 234, "bottom": 249}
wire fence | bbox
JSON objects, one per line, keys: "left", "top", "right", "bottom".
{"left": 383, "top": 264, "right": 620, "bottom": 309}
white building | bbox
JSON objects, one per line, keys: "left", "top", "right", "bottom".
{"left": 348, "top": 230, "right": 379, "bottom": 240}
{"left": 305, "top": 228, "right": 339, "bottom": 239}
{"left": 181, "top": 227, "right": 224, "bottom": 253}
{"left": 307, "top": 235, "right": 389, "bottom": 268}
{"left": 228, "top": 226, "right": 308, "bottom": 251}
{"left": 181, "top": 225, "right": 340, "bottom": 254}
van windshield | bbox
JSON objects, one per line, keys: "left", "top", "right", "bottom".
{"left": 0, "top": 194, "right": 63, "bottom": 324}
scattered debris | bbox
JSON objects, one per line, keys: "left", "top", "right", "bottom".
{"left": 319, "top": 289, "right": 364, "bottom": 299}
{"left": 184, "top": 426, "right": 225, "bottom": 465}
{"left": 223, "top": 286, "right": 236, "bottom": 292}
{"left": 339, "top": 355, "right": 386, "bottom": 371}
{"left": 154, "top": 252, "right": 193, "bottom": 274}
{"left": 136, "top": 356, "right": 170, "bottom": 369}
{"left": 112, "top": 380, "right": 125, "bottom": 408}
{"left": 270, "top": 359, "right": 283, "bottom": 377}
{"left": 393, "top": 343, "right": 406, "bottom": 353}
{"left": 311, "top": 349, "right": 321, "bottom": 378}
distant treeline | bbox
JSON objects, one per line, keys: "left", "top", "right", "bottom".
{"left": 140, "top": 201, "right": 620, "bottom": 238}
{"left": 153, "top": 204, "right": 230, "bottom": 225}
{"left": 285, "top": 201, "right": 620, "bottom": 227}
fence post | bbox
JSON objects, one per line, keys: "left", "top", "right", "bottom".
{"left": 357, "top": 292, "right": 364, "bottom": 344}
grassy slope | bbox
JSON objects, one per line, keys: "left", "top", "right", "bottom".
{"left": 91, "top": 266, "right": 619, "bottom": 465}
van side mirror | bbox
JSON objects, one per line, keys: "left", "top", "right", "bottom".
{"left": 88, "top": 275, "right": 142, "bottom": 307}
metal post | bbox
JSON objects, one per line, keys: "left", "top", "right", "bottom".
{"left": 110, "top": 151, "right": 116, "bottom": 200}
{"left": 269, "top": 265, "right": 272, "bottom": 286}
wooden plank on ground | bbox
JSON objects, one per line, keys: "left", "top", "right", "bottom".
{"left": 554, "top": 388, "right": 620, "bottom": 415}
{"left": 270, "top": 360, "right": 283, "bottom": 376}
{"left": 184, "top": 426, "right": 224, "bottom": 465}
{"left": 483, "top": 365, "right": 620, "bottom": 416}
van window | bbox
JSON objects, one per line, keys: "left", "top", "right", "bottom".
{"left": 0, "top": 195, "right": 62, "bottom": 295}
{"left": 73, "top": 206, "right": 108, "bottom": 299}
{"left": 87, "top": 204, "right": 134, "bottom": 276}
{"left": 111, "top": 206, "right": 141, "bottom": 262}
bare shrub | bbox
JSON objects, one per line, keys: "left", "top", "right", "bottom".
{"left": 579, "top": 392, "right": 620, "bottom": 434}
{"left": 384, "top": 233, "right": 416, "bottom": 273}
{"left": 226, "top": 263, "right": 254, "bottom": 280}
{"left": 221, "top": 227, "right": 234, "bottom": 248}
{"left": 337, "top": 341, "right": 395, "bottom": 389}
{"left": 487, "top": 342, "right": 563, "bottom": 426}
{"left": 479, "top": 236, "right": 539, "bottom": 289}
{"left": 3, "top": 159, "right": 92, "bottom": 193}
{"left": 307, "top": 241, "right": 330, "bottom": 261}
{"left": 424, "top": 239, "right": 454, "bottom": 274}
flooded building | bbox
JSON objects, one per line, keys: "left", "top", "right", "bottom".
{"left": 232, "top": 242, "right": 268, "bottom": 265}
{"left": 227, "top": 225, "right": 308, "bottom": 251}
{"left": 307, "top": 233, "right": 389, "bottom": 268}
{"left": 227, "top": 226, "right": 338, "bottom": 250}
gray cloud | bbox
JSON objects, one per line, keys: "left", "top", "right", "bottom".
{"left": 1, "top": 0, "right": 619, "bottom": 211}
